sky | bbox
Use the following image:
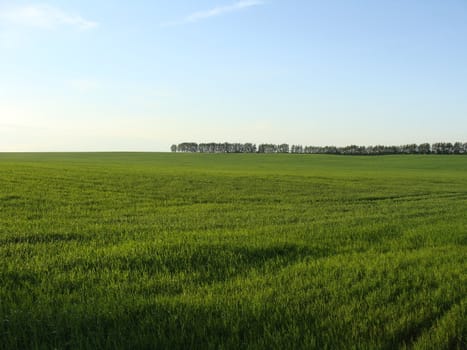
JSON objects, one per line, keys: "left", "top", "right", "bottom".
{"left": 1, "top": 0, "right": 467, "bottom": 151}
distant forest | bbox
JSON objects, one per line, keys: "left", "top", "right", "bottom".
{"left": 171, "top": 142, "right": 467, "bottom": 155}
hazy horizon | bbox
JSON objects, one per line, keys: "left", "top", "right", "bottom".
{"left": 1, "top": 0, "right": 467, "bottom": 152}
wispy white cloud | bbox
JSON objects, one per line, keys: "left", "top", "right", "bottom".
{"left": 162, "top": 0, "right": 264, "bottom": 27}
{"left": 0, "top": 4, "right": 98, "bottom": 30}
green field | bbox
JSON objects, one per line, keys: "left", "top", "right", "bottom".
{"left": 0, "top": 153, "right": 466, "bottom": 349}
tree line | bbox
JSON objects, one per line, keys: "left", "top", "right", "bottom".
{"left": 171, "top": 142, "right": 467, "bottom": 155}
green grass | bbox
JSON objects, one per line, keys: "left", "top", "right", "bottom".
{"left": 0, "top": 153, "right": 466, "bottom": 349}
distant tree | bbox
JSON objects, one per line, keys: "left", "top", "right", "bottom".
{"left": 258, "top": 144, "right": 277, "bottom": 153}
{"left": 453, "top": 142, "right": 463, "bottom": 154}
{"left": 291, "top": 145, "right": 303, "bottom": 154}
{"left": 177, "top": 143, "right": 198, "bottom": 152}
{"left": 172, "top": 141, "right": 467, "bottom": 155}
{"left": 418, "top": 143, "right": 431, "bottom": 154}
{"left": 446, "top": 142, "right": 454, "bottom": 154}
{"left": 278, "top": 144, "right": 289, "bottom": 153}
{"left": 432, "top": 142, "right": 453, "bottom": 154}
{"left": 243, "top": 143, "right": 257, "bottom": 153}
{"left": 400, "top": 144, "right": 418, "bottom": 154}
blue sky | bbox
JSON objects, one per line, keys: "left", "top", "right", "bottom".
{"left": 1, "top": 0, "right": 466, "bottom": 151}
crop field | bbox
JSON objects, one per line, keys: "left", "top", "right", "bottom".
{"left": 0, "top": 153, "right": 466, "bottom": 349}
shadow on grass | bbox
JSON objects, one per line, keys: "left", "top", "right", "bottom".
{"left": 5, "top": 294, "right": 463, "bottom": 350}
{"left": 106, "top": 243, "right": 332, "bottom": 283}
{"left": 0, "top": 232, "right": 91, "bottom": 245}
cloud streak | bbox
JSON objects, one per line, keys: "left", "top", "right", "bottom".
{"left": 0, "top": 4, "right": 98, "bottom": 30}
{"left": 162, "top": 0, "right": 264, "bottom": 26}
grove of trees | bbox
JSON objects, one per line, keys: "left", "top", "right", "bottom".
{"left": 171, "top": 142, "right": 467, "bottom": 155}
